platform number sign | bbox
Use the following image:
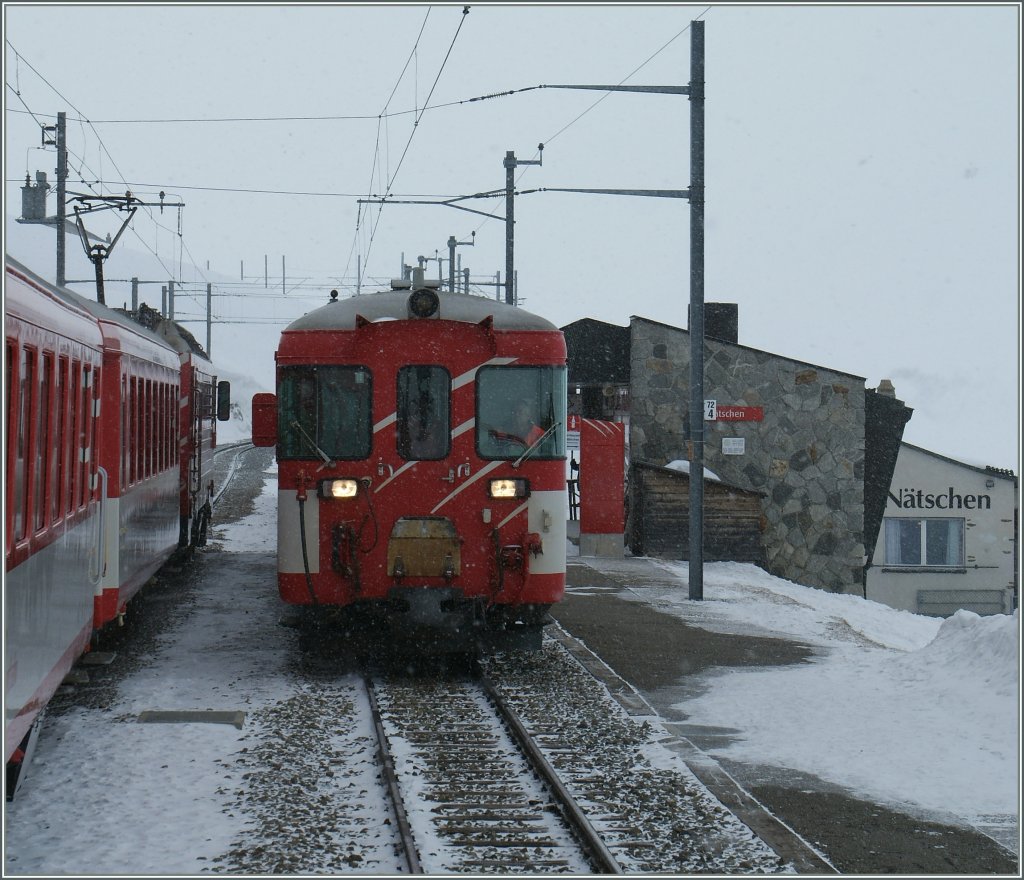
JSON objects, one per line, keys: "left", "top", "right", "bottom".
{"left": 704, "top": 399, "right": 717, "bottom": 421}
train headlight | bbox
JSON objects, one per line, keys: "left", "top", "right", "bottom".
{"left": 319, "top": 478, "right": 359, "bottom": 499}
{"left": 408, "top": 288, "right": 440, "bottom": 319}
{"left": 488, "top": 478, "right": 530, "bottom": 499}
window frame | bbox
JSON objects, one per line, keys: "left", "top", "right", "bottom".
{"left": 277, "top": 364, "right": 373, "bottom": 461}
{"left": 475, "top": 364, "right": 567, "bottom": 462}
{"left": 396, "top": 365, "right": 451, "bottom": 461}
{"left": 882, "top": 516, "right": 967, "bottom": 571}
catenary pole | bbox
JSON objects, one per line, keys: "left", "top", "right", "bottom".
{"left": 56, "top": 112, "right": 67, "bottom": 287}
{"left": 688, "top": 20, "right": 706, "bottom": 600}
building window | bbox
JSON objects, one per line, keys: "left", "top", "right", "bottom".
{"left": 884, "top": 517, "right": 965, "bottom": 568}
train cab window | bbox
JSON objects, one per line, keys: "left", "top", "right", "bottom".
{"left": 397, "top": 366, "right": 450, "bottom": 460}
{"left": 278, "top": 365, "right": 372, "bottom": 460}
{"left": 476, "top": 365, "right": 567, "bottom": 460}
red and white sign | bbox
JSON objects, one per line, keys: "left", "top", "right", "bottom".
{"left": 714, "top": 405, "right": 764, "bottom": 422}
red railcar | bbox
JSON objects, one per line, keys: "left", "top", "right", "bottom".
{"left": 253, "top": 275, "right": 567, "bottom": 650}
{"left": 4, "top": 256, "right": 229, "bottom": 774}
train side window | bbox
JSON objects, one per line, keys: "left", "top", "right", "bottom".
{"left": 157, "top": 382, "right": 165, "bottom": 472}
{"left": 79, "top": 367, "right": 92, "bottom": 509}
{"left": 53, "top": 356, "right": 68, "bottom": 523}
{"left": 145, "top": 378, "right": 153, "bottom": 478}
{"left": 121, "top": 375, "right": 128, "bottom": 487}
{"left": 5, "top": 342, "right": 15, "bottom": 549}
{"left": 69, "top": 361, "right": 81, "bottom": 509}
{"left": 397, "top": 366, "right": 450, "bottom": 461}
{"left": 90, "top": 368, "right": 100, "bottom": 499}
{"left": 32, "top": 354, "right": 53, "bottom": 532}
{"left": 129, "top": 376, "right": 138, "bottom": 485}
{"left": 13, "top": 347, "right": 33, "bottom": 541}
{"left": 278, "top": 365, "right": 372, "bottom": 460}
{"left": 476, "top": 365, "right": 568, "bottom": 461}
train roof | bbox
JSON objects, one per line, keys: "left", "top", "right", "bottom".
{"left": 6, "top": 254, "right": 206, "bottom": 365}
{"left": 285, "top": 288, "right": 561, "bottom": 333}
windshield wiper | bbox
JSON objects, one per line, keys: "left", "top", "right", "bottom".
{"left": 291, "top": 420, "right": 335, "bottom": 468}
{"left": 513, "top": 421, "right": 561, "bottom": 468}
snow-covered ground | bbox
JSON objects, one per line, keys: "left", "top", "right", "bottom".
{"left": 4, "top": 457, "right": 1019, "bottom": 873}
{"left": 573, "top": 550, "right": 1020, "bottom": 853}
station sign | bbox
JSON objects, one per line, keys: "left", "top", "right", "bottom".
{"left": 566, "top": 413, "right": 581, "bottom": 450}
{"left": 705, "top": 402, "right": 764, "bottom": 422}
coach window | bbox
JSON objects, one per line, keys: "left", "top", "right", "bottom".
{"left": 883, "top": 517, "right": 966, "bottom": 569}
{"left": 52, "top": 356, "right": 68, "bottom": 523}
{"left": 32, "top": 354, "right": 53, "bottom": 531}
{"left": 69, "top": 362, "right": 81, "bottom": 509}
{"left": 79, "top": 367, "right": 93, "bottom": 508}
{"left": 397, "top": 366, "right": 450, "bottom": 460}
{"left": 476, "top": 365, "right": 567, "bottom": 460}
{"left": 278, "top": 365, "right": 372, "bottom": 460}
{"left": 13, "top": 348, "right": 33, "bottom": 541}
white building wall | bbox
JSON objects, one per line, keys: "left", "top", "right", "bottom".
{"left": 866, "top": 443, "right": 1017, "bottom": 616}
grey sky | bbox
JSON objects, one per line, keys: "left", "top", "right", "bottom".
{"left": 4, "top": 2, "right": 1020, "bottom": 469}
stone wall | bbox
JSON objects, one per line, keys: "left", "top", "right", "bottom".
{"left": 629, "top": 317, "right": 867, "bottom": 594}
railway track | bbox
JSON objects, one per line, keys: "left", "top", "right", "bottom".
{"left": 366, "top": 663, "right": 606, "bottom": 874}
{"left": 364, "top": 639, "right": 784, "bottom": 874}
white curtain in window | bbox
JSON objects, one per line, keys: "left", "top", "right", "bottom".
{"left": 944, "top": 519, "right": 964, "bottom": 566}
{"left": 884, "top": 519, "right": 902, "bottom": 565}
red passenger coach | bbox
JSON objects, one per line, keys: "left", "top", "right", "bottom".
{"left": 4, "top": 256, "right": 230, "bottom": 774}
{"left": 5, "top": 259, "right": 105, "bottom": 760}
{"left": 253, "top": 274, "right": 568, "bottom": 651}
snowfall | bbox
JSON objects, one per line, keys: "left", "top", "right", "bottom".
{"left": 2, "top": 436, "right": 1020, "bottom": 874}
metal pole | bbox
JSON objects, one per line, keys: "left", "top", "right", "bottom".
{"left": 448, "top": 236, "right": 456, "bottom": 293}
{"left": 504, "top": 151, "right": 515, "bottom": 305}
{"left": 282, "top": 255, "right": 285, "bottom": 296}
{"left": 463, "top": 267, "right": 469, "bottom": 295}
{"left": 131, "top": 277, "right": 139, "bottom": 312}
{"left": 688, "top": 20, "right": 706, "bottom": 601}
{"left": 56, "top": 112, "right": 67, "bottom": 287}
{"left": 91, "top": 251, "right": 105, "bottom": 305}
{"left": 162, "top": 285, "right": 167, "bottom": 315}
{"left": 206, "top": 282, "right": 212, "bottom": 356}
{"left": 169, "top": 280, "right": 175, "bottom": 320}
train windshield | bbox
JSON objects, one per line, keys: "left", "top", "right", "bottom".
{"left": 397, "top": 365, "right": 450, "bottom": 460}
{"left": 476, "top": 365, "right": 567, "bottom": 460}
{"left": 278, "top": 365, "right": 372, "bottom": 460}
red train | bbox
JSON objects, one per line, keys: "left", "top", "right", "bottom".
{"left": 4, "top": 255, "right": 230, "bottom": 774}
{"left": 252, "top": 270, "right": 568, "bottom": 651}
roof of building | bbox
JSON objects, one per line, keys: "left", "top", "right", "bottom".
{"left": 629, "top": 314, "right": 867, "bottom": 382}
{"left": 900, "top": 441, "right": 1017, "bottom": 482}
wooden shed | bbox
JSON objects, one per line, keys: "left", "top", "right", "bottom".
{"left": 629, "top": 461, "right": 765, "bottom": 563}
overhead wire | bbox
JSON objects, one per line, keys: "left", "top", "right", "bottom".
{"left": 357, "top": 6, "right": 471, "bottom": 281}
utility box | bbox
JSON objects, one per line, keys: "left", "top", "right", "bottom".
{"left": 21, "top": 172, "right": 48, "bottom": 221}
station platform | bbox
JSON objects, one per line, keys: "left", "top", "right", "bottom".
{"left": 549, "top": 547, "right": 1019, "bottom": 874}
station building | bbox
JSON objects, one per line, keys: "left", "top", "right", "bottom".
{"left": 563, "top": 307, "right": 913, "bottom": 597}
{"left": 865, "top": 442, "right": 1018, "bottom": 616}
